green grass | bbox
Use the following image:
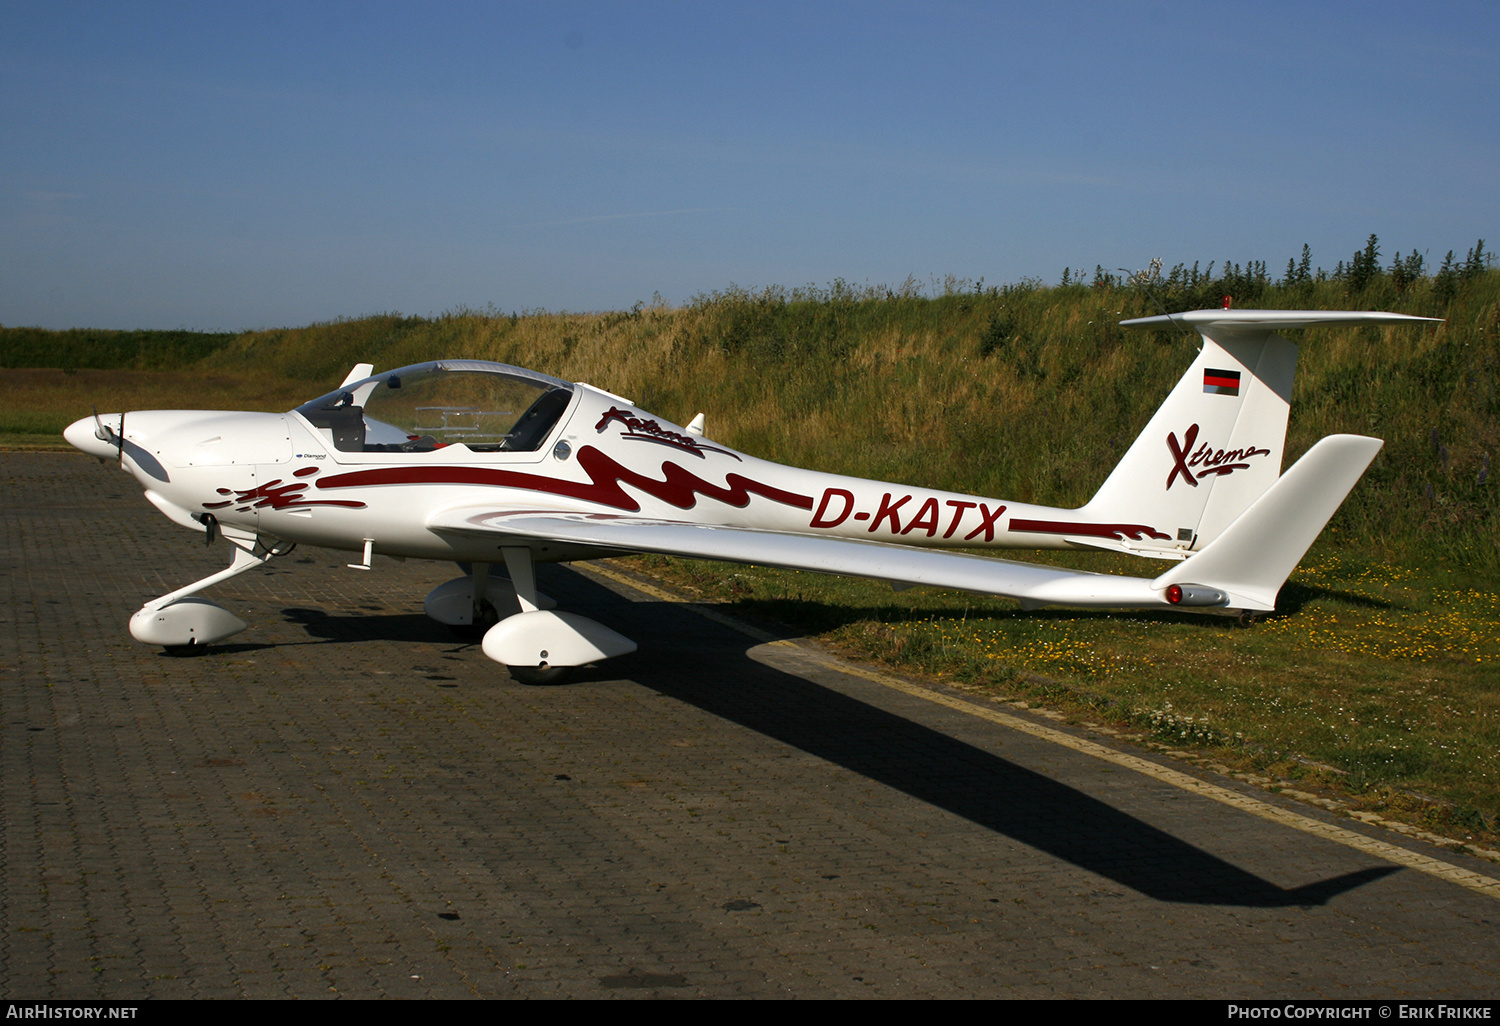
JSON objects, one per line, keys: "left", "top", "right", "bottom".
{"left": 5, "top": 244, "right": 1496, "bottom": 842}
{"left": 0, "top": 368, "right": 314, "bottom": 441}
{"left": 9, "top": 263, "right": 1495, "bottom": 563}
{"left": 0, "top": 327, "right": 239, "bottom": 370}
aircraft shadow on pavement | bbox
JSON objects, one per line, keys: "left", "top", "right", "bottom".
{"left": 265, "top": 563, "right": 1399, "bottom": 909}
{"left": 280, "top": 605, "right": 458, "bottom": 645}
{"left": 548, "top": 567, "right": 1400, "bottom": 909}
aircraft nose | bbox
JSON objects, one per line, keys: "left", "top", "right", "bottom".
{"left": 64, "top": 414, "right": 121, "bottom": 460}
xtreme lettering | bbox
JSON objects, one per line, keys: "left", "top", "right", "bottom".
{"left": 1190, "top": 441, "right": 1270, "bottom": 468}
{"left": 809, "top": 488, "right": 1006, "bottom": 541}
{"left": 1165, "top": 423, "right": 1271, "bottom": 490}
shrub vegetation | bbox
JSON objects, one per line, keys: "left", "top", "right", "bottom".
{"left": 4, "top": 237, "right": 1496, "bottom": 841}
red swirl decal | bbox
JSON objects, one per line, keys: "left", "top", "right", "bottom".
{"left": 203, "top": 476, "right": 367, "bottom": 513}
{"left": 1009, "top": 519, "right": 1170, "bottom": 542}
{"left": 314, "top": 446, "right": 813, "bottom": 514}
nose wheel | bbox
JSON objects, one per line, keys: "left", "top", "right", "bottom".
{"left": 129, "top": 534, "right": 289, "bottom": 650}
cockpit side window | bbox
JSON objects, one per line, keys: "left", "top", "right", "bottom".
{"left": 503, "top": 387, "right": 574, "bottom": 452}
{"left": 296, "top": 364, "right": 574, "bottom": 454}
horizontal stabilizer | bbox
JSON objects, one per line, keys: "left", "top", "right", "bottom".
{"left": 1121, "top": 309, "right": 1442, "bottom": 336}
{"left": 1087, "top": 309, "right": 1433, "bottom": 555}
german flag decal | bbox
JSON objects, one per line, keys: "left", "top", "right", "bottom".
{"left": 1202, "top": 368, "right": 1241, "bottom": 396}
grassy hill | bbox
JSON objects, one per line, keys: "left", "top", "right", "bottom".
{"left": 5, "top": 241, "right": 1497, "bottom": 840}
{"left": 7, "top": 243, "right": 1494, "bottom": 568}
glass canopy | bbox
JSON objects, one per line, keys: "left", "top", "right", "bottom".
{"left": 294, "top": 360, "right": 575, "bottom": 453}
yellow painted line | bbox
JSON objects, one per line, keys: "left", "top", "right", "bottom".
{"left": 583, "top": 561, "right": 1500, "bottom": 902}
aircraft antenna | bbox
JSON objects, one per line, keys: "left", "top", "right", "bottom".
{"left": 1119, "top": 260, "right": 1191, "bottom": 338}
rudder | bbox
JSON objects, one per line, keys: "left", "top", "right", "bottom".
{"left": 1080, "top": 308, "right": 1437, "bottom": 557}
{"left": 1080, "top": 322, "right": 1296, "bottom": 554}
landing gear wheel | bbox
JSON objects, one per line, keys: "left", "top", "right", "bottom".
{"left": 447, "top": 600, "right": 500, "bottom": 641}
{"left": 162, "top": 643, "right": 207, "bottom": 657}
{"left": 1237, "top": 610, "right": 1260, "bottom": 627}
{"left": 508, "top": 664, "right": 571, "bottom": 686}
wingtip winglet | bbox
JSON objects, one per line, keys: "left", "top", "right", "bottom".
{"left": 1157, "top": 433, "right": 1385, "bottom": 612}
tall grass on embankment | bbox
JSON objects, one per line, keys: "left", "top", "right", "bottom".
{"left": 4, "top": 240, "right": 1496, "bottom": 843}
{"left": 8, "top": 246, "right": 1494, "bottom": 568}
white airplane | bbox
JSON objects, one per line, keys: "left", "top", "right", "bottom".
{"left": 66, "top": 308, "right": 1436, "bottom": 683}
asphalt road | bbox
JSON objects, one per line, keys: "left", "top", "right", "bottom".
{"left": 3, "top": 452, "right": 1498, "bottom": 999}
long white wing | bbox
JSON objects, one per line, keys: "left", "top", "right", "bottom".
{"left": 431, "top": 507, "right": 1170, "bottom": 610}
{"left": 427, "top": 434, "right": 1383, "bottom": 616}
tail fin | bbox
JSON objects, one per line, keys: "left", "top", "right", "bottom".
{"left": 1155, "top": 433, "right": 1384, "bottom": 613}
{"left": 1081, "top": 309, "right": 1438, "bottom": 556}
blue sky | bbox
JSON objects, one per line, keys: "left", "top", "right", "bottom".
{"left": 3, "top": 0, "right": 1495, "bottom": 330}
